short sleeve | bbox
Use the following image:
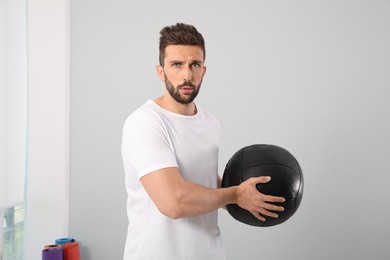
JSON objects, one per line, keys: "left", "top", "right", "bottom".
{"left": 121, "top": 112, "right": 178, "bottom": 179}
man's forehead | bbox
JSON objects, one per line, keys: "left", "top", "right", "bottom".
{"left": 164, "top": 45, "right": 204, "bottom": 61}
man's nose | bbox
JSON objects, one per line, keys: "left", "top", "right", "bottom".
{"left": 182, "top": 66, "right": 192, "bottom": 81}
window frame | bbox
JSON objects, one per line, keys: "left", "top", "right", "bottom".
{"left": 24, "top": 0, "right": 70, "bottom": 259}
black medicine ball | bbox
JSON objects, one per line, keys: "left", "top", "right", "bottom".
{"left": 222, "top": 144, "right": 304, "bottom": 227}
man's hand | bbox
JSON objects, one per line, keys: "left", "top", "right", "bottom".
{"left": 235, "top": 176, "right": 285, "bottom": 222}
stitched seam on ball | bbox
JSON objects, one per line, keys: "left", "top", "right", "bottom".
{"left": 242, "top": 163, "right": 300, "bottom": 174}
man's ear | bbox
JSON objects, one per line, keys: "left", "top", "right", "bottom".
{"left": 156, "top": 64, "right": 165, "bottom": 82}
{"left": 202, "top": 65, "right": 207, "bottom": 78}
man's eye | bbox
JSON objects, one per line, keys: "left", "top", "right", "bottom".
{"left": 173, "top": 63, "right": 181, "bottom": 68}
{"left": 191, "top": 63, "right": 201, "bottom": 69}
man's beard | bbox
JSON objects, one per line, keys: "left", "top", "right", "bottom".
{"left": 164, "top": 73, "right": 202, "bottom": 104}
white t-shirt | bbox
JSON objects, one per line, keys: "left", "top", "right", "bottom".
{"left": 121, "top": 100, "right": 226, "bottom": 260}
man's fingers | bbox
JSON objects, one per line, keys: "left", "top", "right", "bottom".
{"left": 263, "top": 202, "right": 284, "bottom": 212}
{"left": 251, "top": 211, "right": 266, "bottom": 222}
{"left": 260, "top": 208, "right": 278, "bottom": 218}
{"left": 252, "top": 208, "right": 279, "bottom": 221}
{"left": 252, "top": 177, "right": 286, "bottom": 203}
{"left": 252, "top": 176, "right": 271, "bottom": 184}
{"left": 240, "top": 176, "right": 286, "bottom": 221}
{"left": 265, "top": 194, "right": 286, "bottom": 203}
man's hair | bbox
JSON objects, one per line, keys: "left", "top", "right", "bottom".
{"left": 159, "top": 23, "right": 205, "bottom": 66}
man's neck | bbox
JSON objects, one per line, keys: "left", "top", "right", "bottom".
{"left": 154, "top": 95, "right": 197, "bottom": 116}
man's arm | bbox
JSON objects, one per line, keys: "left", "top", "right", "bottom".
{"left": 140, "top": 167, "right": 285, "bottom": 221}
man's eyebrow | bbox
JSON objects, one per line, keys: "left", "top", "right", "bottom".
{"left": 168, "top": 60, "right": 183, "bottom": 64}
{"left": 190, "top": 60, "right": 203, "bottom": 64}
{"left": 167, "top": 59, "right": 203, "bottom": 64}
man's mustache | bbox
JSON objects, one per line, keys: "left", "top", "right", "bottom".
{"left": 178, "top": 81, "right": 196, "bottom": 88}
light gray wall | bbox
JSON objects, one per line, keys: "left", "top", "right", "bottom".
{"left": 70, "top": 1, "right": 390, "bottom": 259}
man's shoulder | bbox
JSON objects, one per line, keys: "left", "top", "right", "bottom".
{"left": 122, "top": 101, "right": 167, "bottom": 140}
{"left": 128, "top": 100, "right": 161, "bottom": 119}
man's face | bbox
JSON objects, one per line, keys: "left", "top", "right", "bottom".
{"left": 157, "top": 45, "right": 206, "bottom": 104}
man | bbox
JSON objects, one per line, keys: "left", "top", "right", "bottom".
{"left": 121, "top": 23, "right": 285, "bottom": 260}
